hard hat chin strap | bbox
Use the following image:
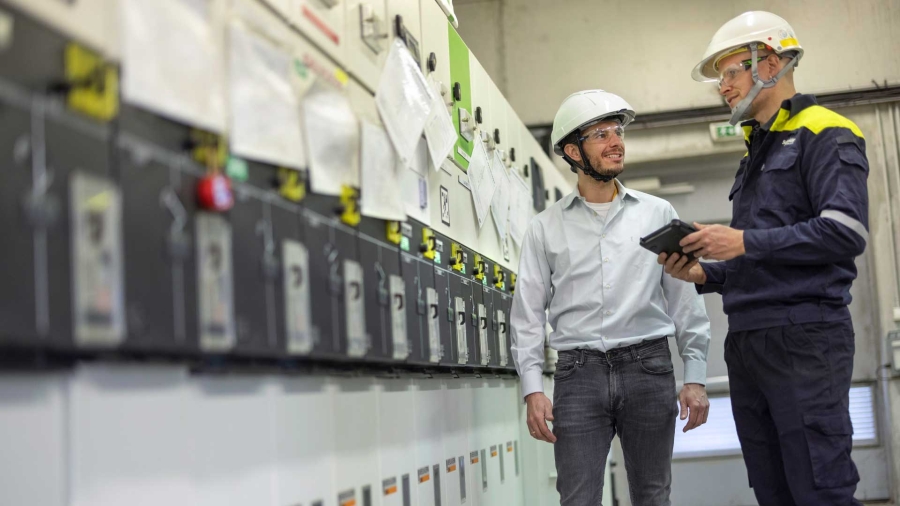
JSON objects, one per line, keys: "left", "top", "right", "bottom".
{"left": 561, "top": 138, "right": 615, "bottom": 183}
{"left": 728, "top": 44, "right": 800, "bottom": 126}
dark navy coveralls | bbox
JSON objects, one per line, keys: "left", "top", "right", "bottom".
{"left": 699, "top": 94, "right": 869, "bottom": 506}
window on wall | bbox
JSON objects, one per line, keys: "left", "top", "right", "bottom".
{"left": 672, "top": 385, "right": 878, "bottom": 459}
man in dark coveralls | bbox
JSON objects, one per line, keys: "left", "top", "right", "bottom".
{"left": 660, "top": 10, "right": 869, "bottom": 506}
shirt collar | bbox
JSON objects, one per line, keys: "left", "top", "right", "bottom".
{"left": 563, "top": 179, "right": 639, "bottom": 210}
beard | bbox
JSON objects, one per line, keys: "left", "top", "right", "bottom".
{"left": 586, "top": 152, "right": 625, "bottom": 179}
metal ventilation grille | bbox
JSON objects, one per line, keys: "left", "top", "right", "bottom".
{"left": 673, "top": 385, "right": 877, "bottom": 459}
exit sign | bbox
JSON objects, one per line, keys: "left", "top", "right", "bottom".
{"left": 709, "top": 122, "right": 742, "bottom": 143}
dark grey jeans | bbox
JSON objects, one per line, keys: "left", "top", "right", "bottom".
{"left": 552, "top": 337, "right": 678, "bottom": 506}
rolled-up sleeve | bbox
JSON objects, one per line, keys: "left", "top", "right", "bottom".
{"left": 663, "top": 206, "right": 710, "bottom": 386}
{"left": 510, "top": 222, "right": 551, "bottom": 400}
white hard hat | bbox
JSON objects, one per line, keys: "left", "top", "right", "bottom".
{"left": 692, "top": 11, "right": 804, "bottom": 82}
{"left": 551, "top": 90, "right": 635, "bottom": 156}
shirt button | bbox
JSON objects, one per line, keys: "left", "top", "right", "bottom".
{"left": 605, "top": 284, "right": 611, "bottom": 289}
{"left": 603, "top": 258, "right": 609, "bottom": 263}
{"left": 605, "top": 310, "right": 612, "bottom": 316}
{"left": 601, "top": 234, "right": 606, "bottom": 239}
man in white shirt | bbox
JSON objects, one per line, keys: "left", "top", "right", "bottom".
{"left": 510, "top": 90, "right": 711, "bottom": 505}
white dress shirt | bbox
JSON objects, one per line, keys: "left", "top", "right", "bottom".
{"left": 510, "top": 179, "right": 710, "bottom": 399}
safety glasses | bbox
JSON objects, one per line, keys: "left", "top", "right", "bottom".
{"left": 717, "top": 55, "right": 770, "bottom": 90}
{"left": 578, "top": 125, "right": 625, "bottom": 145}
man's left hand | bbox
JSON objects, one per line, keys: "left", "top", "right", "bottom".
{"left": 679, "top": 383, "right": 710, "bottom": 433}
{"left": 681, "top": 222, "right": 745, "bottom": 261}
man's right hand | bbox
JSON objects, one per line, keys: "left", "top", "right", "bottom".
{"left": 525, "top": 392, "right": 556, "bottom": 443}
{"left": 658, "top": 252, "right": 706, "bottom": 285}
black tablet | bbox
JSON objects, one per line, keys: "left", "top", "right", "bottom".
{"left": 639, "top": 219, "right": 698, "bottom": 259}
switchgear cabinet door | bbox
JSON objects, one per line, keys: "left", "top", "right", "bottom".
{"left": 229, "top": 190, "right": 275, "bottom": 358}
{"left": 46, "top": 112, "right": 118, "bottom": 352}
{"left": 118, "top": 106, "right": 199, "bottom": 357}
{"left": 433, "top": 265, "right": 455, "bottom": 366}
{"left": 119, "top": 139, "right": 195, "bottom": 356}
{"left": 0, "top": 100, "right": 41, "bottom": 349}
{"left": 302, "top": 210, "right": 338, "bottom": 358}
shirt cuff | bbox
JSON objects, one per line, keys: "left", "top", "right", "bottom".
{"left": 696, "top": 263, "right": 723, "bottom": 294}
{"left": 520, "top": 368, "right": 544, "bottom": 401}
{"left": 683, "top": 359, "right": 708, "bottom": 386}
{"left": 743, "top": 228, "right": 771, "bottom": 261}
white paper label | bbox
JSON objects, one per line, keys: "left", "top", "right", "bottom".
{"left": 71, "top": 172, "right": 125, "bottom": 347}
{"left": 467, "top": 136, "right": 496, "bottom": 229}
{"left": 455, "top": 296, "right": 467, "bottom": 364}
{"left": 490, "top": 151, "right": 511, "bottom": 241}
{"left": 360, "top": 120, "right": 404, "bottom": 221}
{"left": 121, "top": 0, "right": 226, "bottom": 132}
{"left": 303, "top": 83, "right": 360, "bottom": 196}
{"left": 424, "top": 76, "right": 458, "bottom": 171}
{"left": 508, "top": 169, "right": 533, "bottom": 247}
{"left": 344, "top": 259, "right": 367, "bottom": 357}
{"left": 389, "top": 274, "right": 409, "bottom": 360}
{"left": 228, "top": 22, "right": 306, "bottom": 169}
{"left": 196, "top": 213, "right": 235, "bottom": 351}
{"left": 283, "top": 239, "right": 312, "bottom": 355}
{"left": 375, "top": 38, "right": 434, "bottom": 167}
{"left": 400, "top": 138, "right": 431, "bottom": 226}
{"left": 497, "top": 310, "right": 508, "bottom": 366}
{"left": 427, "top": 287, "right": 441, "bottom": 363}
{"left": 478, "top": 303, "right": 489, "bottom": 365}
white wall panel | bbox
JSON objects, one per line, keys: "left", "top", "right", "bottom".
{"left": 275, "top": 377, "right": 338, "bottom": 506}
{"left": 378, "top": 380, "right": 416, "bottom": 506}
{"left": 69, "top": 365, "right": 200, "bottom": 506}
{"left": 191, "top": 376, "right": 277, "bottom": 506}
{"left": 334, "top": 378, "right": 382, "bottom": 506}
{"left": 413, "top": 379, "right": 445, "bottom": 506}
{"left": 0, "top": 373, "right": 66, "bottom": 506}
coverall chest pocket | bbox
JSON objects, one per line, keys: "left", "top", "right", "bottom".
{"left": 729, "top": 163, "right": 746, "bottom": 219}
{"left": 757, "top": 146, "right": 803, "bottom": 210}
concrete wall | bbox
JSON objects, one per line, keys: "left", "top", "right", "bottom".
{"left": 457, "top": 0, "right": 900, "bottom": 124}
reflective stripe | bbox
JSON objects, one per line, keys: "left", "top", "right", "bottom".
{"left": 770, "top": 105, "right": 865, "bottom": 139}
{"left": 821, "top": 210, "right": 868, "bottom": 242}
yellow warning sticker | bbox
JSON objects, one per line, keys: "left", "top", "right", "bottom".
{"left": 65, "top": 43, "right": 119, "bottom": 122}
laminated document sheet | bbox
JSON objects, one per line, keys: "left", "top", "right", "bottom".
{"left": 508, "top": 169, "right": 532, "bottom": 246}
{"left": 228, "top": 22, "right": 305, "bottom": 169}
{"left": 121, "top": 0, "right": 226, "bottom": 132}
{"left": 400, "top": 137, "right": 431, "bottom": 226}
{"left": 490, "top": 151, "right": 511, "bottom": 241}
{"left": 303, "top": 82, "right": 359, "bottom": 196}
{"left": 467, "top": 136, "right": 496, "bottom": 229}
{"left": 360, "top": 120, "right": 405, "bottom": 221}
{"left": 375, "top": 38, "right": 434, "bottom": 169}
{"left": 424, "top": 77, "right": 457, "bottom": 172}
